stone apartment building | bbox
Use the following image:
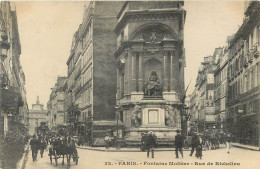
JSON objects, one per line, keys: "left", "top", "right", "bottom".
{"left": 64, "top": 1, "right": 124, "bottom": 145}
{"left": 48, "top": 76, "right": 66, "bottom": 129}
{"left": 214, "top": 42, "right": 229, "bottom": 132}
{"left": 226, "top": 1, "right": 260, "bottom": 147}
{"left": 0, "top": 2, "right": 29, "bottom": 136}
{"left": 192, "top": 53, "right": 218, "bottom": 132}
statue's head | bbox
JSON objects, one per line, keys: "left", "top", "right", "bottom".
{"left": 151, "top": 71, "right": 157, "bottom": 76}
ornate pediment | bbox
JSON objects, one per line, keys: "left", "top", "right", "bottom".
{"left": 131, "top": 25, "right": 178, "bottom": 43}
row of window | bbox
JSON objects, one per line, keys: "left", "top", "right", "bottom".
{"left": 82, "top": 67, "right": 92, "bottom": 86}
{"left": 228, "top": 99, "right": 260, "bottom": 118}
{"left": 229, "top": 62, "right": 260, "bottom": 99}
{"left": 82, "top": 88, "right": 92, "bottom": 107}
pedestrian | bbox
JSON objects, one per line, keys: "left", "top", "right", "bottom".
{"left": 140, "top": 132, "right": 147, "bottom": 152}
{"left": 175, "top": 130, "right": 184, "bottom": 158}
{"left": 39, "top": 137, "right": 47, "bottom": 158}
{"left": 189, "top": 133, "right": 197, "bottom": 156}
{"left": 226, "top": 133, "right": 232, "bottom": 154}
{"left": 195, "top": 133, "right": 203, "bottom": 159}
{"left": 104, "top": 133, "right": 111, "bottom": 149}
{"left": 146, "top": 131, "right": 156, "bottom": 158}
{"left": 30, "top": 135, "right": 39, "bottom": 162}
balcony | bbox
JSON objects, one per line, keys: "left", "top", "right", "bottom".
{"left": 248, "top": 49, "right": 254, "bottom": 63}
{"left": 243, "top": 55, "right": 248, "bottom": 68}
{"left": 253, "top": 42, "right": 260, "bottom": 58}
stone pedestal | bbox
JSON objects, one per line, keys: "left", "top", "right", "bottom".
{"left": 124, "top": 99, "right": 181, "bottom": 146}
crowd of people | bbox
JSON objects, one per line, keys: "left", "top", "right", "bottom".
{"left": 29, "top": 133, "right": 77, "bottom": 162}
{"left": 140, "top": 130, "right": 232, "bottom": 159}
{"left": 29, "top": 134, "right": 48, "bottom": 161}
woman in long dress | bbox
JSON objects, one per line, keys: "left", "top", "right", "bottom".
{"left": 195, "top": 133, "right": 203, "bottom": 159}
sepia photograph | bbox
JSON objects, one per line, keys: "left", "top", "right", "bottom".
{"left": 0, "top": 0, "right": 259, "bottom": 169}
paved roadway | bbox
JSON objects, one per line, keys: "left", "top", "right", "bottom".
{"left": 24, "top": 147, "right": 260, "bottom": 169}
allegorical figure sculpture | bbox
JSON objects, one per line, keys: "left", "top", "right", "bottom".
{"left": 165, "top": 105, "right": 177, "bottom": 127}
{"left": 131, "top": 105, "right": 142, "bottom": 127}
{"left": 144, "top": 71, "right": 161, "bottom": 96}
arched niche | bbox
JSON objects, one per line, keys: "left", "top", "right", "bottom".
{"left": 144, "top": 57, "right": 162, "bottom": 96}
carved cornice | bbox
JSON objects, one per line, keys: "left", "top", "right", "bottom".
{"left": 115, "top": 9, "right": 184, "bottom": 34}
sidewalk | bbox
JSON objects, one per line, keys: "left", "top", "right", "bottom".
{"left": 231, "top": 142, "right": 260, "bottom": 151}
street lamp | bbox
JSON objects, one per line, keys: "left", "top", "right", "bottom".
{"left": 115, "top": 105, "right": 123, "bottom": 149}
{"left": 183, "top": 105, "right": 190, "bottom": 136}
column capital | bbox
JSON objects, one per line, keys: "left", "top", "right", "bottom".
{"left": 163, "top": 50, "right": 175, "bottom": 56}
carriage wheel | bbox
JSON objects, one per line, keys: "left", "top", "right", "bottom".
{"left": 54, "top": 151, "right": 58, "bottom": 166}
{"left": 49, "top": 149, "right": 52, "bottom": 164}
{"left": 74, "top": 150, "right": 78, "bottom": 165}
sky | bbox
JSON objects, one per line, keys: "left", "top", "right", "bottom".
{"left": 16, "top": 1, "right": 245, "bottom": 109}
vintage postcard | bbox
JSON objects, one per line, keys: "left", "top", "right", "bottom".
{"left": 0, "top": 0, "right": 259, "bottom": 169}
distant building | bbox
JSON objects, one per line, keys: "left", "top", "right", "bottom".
{"left": 226, "top": 1, "right": 260, "bottom": 147}
{"left": 191, "top": 51, "right": 219, "bottom": 132}
{"left": 28, "top": 96, "right": 48, "bottom": 136}
{"left": 48, "top": 76, "right": 66, "bottom": 129}
{"left": 214, "top": 41, "right": 230, "bottom": 132}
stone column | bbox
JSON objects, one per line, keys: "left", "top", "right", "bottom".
{"left": 163, "top": 51, "right": 168, "bottom": 91}
{"left": 117, "top": 67, "right": 120, "bottom": 99}
{"left": 132, "top": 52, "right": 136, "bottom": 92}
{"left": 170, "top": 51, "right": 174, "bottom": 91}
{"left": 138, "top": 52, "right": 143, "bottom": 92}
{"left": 125, "top": 55, "right": 129, "bottom": 95}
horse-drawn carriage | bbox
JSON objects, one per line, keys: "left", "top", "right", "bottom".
{"left": 48, "top": 136, "right": 78, "bottom": 166}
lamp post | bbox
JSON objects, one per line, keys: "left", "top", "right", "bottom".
{"left": 183, "top": 105, "right": 190, "bottom": 136}
{"left": 196, "top": 108, "right": 200, "bottom": 133}
{"left": 86, "top": 114, "right": 94, "bottom": 146}
{"left": 236, "top": 109, "right": 244, "bottom": 143}
{"left": 115, "top": 105, "right": 122, "bottom": 149}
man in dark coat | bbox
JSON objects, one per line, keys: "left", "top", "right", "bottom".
{"left": 140, "top": 132, "right": 147, "bottom": 151}
{"left": 189, "top": 133, "right": 197, "bottom": 156}
{"left": 30, "top": 135, "right": 39, "bottom": 161}
{"left": 175, "top": 130, "right": 184, "bottom": 158}
{"left": 195, "top": 133, "right": 203, "bottom": 159}
{"left": 146, "top": 131, "right": 156, "bottom": 158}
{"left": 39, "top": 137, "right": 47, "bottom": 158}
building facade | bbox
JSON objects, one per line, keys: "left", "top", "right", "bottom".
{"left": 0, "top": 2, "right": 29, "bottom": 136}
{"left": 65, "top": 1, "right": 124, "bottom": 145}
{"left": 214, "top": 40, "right": 230, "bottom": 132}
{"left": 28, "top": 96, "right": 48, "bottom": 136}
{"left": 114, "top": 1, "right": 186, "bottom": 145}
{"left": 48, "top": 76, "right": 66, "bottom": 129}
{"left": 192, "top": 52, "right": 218, "bottom": 132}
{"left": 226, "top": 1, "right": 260, "bottom": 147}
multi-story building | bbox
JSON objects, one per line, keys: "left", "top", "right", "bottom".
{"left": 28, "top": 96, "right": 48, "bottom": 136}
{"left": 114, "top": 1, "right": 186, "bottom": 145}
{"left": 65, "top": 1, "right": 124, "bottom": 145}
{"left": 226, "top": 1, "right": 260, "bottom": 147}
{"left": 214, "top": 40, "right": 230, "bottom": 132}
{"left": 48, "top": 76, "right": 66, "bottom": 129}
{"left": 0, "top": 2, "right": 29, "bottom": 136}
{"left": 192, "top": 51, "right": 218, "bottom": 132}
